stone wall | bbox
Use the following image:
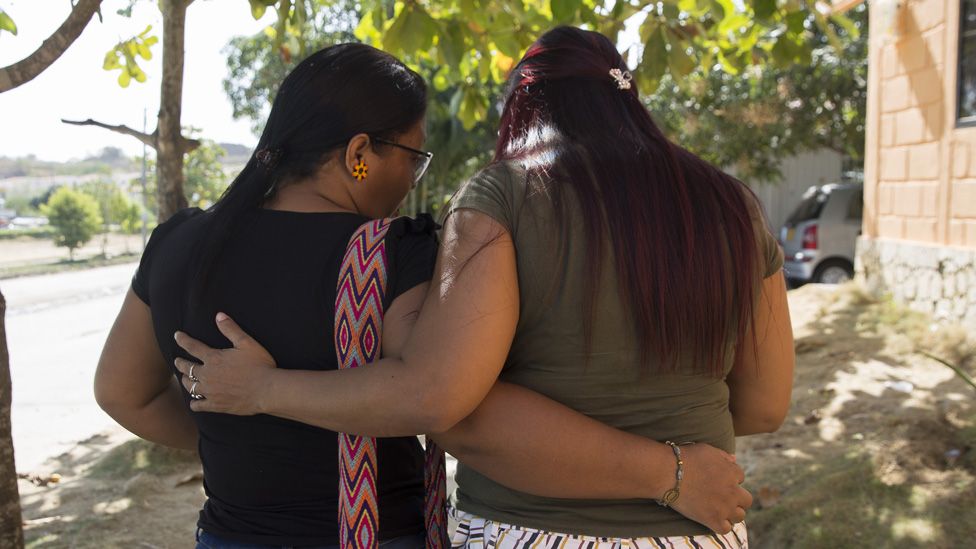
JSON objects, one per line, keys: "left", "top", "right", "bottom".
{"left": 857, "top": 236, "right": 976, "bottom": 328}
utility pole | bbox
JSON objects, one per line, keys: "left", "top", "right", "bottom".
{"left": 141, "top": 108, "right": 148, "bottom": 250}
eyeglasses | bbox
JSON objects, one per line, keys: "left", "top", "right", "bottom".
{"left": 372, "top": 137, "right": 434, "bottom": 183}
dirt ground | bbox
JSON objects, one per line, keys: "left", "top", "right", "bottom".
{"left": 16, "top": 284, "right": 976, "bottom": 548}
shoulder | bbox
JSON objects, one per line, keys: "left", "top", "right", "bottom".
{"left": 387, "top": 212, "right": 439, "bottom": 241}
{"left": 733, "top": 181, "right": 775, "bottom": 232}
{"left": 378, "top": 214, "right": 439, "bottom": 302}
{"left": 386, "top": 213, "right": 439, "bottom": 257}
{"left": 132, "top": 207, "right": 205, "bottom": 305}
{"left": 443, "top": 161, "right": 535, "bottom": 229}
{"left": 150, "top": 207, "right": 206, "bottom": 243}
{"left": 466, "top": 160, "right": 530, "bottom": 192}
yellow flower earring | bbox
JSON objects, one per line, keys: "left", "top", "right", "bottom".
{"left": 352, "top": 157, "right": 368, "bottom": 182}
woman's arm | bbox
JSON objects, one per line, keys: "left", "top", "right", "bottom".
{"left": 384, "top": 285, "right": 751, "bottom": 522}
{"left": 431, "top": 381, "right": 751, "bottom": 534}
{"left": 179, "top": 312, "right": 751, "bottom": 533}
{"left": 94, "top": 289, "right": 198, "bottom": 451}
{"left": 174, "top": 211, "right": 752, "bottom": 532}
{"left": 177, "top": 209, "right": 517, "bottom": 436}
{"left": 726, "top": 272, "right": 795, "bottom": 436}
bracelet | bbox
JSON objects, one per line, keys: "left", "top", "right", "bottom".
{"left": 657, "top": 441, "right": 694, "bottom": 507}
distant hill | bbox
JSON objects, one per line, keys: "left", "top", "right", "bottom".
{"left": 0, "top": 143, "right": 253, "bottom": 182}
{"left": 218, "top": 142, "right": 252, "bottom": 160}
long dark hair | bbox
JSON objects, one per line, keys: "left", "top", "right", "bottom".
{"left": 496, "top": 27, "right": 762, "bottom": 377}
{"left": 192, "top": 43, "right": 427, "bottom": 303}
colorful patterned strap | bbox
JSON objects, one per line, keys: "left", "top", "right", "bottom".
{"left": 334, "top": 218, "right": 448, "bottom": 549}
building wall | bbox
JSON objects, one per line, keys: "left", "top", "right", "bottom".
{"left": 860, "top": 0, "right": 976, "bottom": 327}
{"left": 746, "top": 149, "right": 846, "bottom": 232}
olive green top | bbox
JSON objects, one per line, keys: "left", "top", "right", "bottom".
{"left": 442, "top": 161, "right": 784, "bottom": 538}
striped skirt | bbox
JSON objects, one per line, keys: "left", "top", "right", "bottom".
{"left": 450, "top": 509, "right": 748, "bottom": 549}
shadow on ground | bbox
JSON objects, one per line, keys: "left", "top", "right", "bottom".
{"left": 19, "top": 435, "right": 202, "bottom": 549}
{"left": 741, "top": 285, "right": 976, "bottom": 548}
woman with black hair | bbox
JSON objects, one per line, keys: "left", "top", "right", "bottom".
{"left": 95, "top": 43, "right": 438, "bottom": 548}
{"left": 98, "top": 36, "right": 771, "bottom": 549}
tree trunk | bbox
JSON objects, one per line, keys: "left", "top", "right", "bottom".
{"left": 0, "top": 289, "right": 24, "bottom": 548}
{"left": 156, "top": 0, "right": 191, "bottom": 222}
{"left": 0, "top": 0, "right": 103, "bottom": 93}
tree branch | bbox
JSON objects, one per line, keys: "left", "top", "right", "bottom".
{"left": 182, "top": 137, "right": 202, "bottom": 152}
{"left": 60, "top": 118, "right": 200, "bottom": 152}
{"left": 61, "top": 118, "right": 158, "bottom": 149}
{"left": 0, "top": 0, "right": 104, "bottom": 93}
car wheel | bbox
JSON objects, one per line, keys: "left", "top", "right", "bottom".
{"left": 813, "top": 259, "right": 854, "bottom": 284}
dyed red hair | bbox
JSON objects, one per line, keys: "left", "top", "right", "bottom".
{"left": 495, "top": 27, "right": 763, "bottom": 376}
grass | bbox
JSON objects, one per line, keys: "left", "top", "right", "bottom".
{"left": 0, "top": 227, "right": 55, "bottom": 240}
{"left": 744, "top": 283, "right": 976, "bottom": 548}
{"left": 0, "top": 252, "right": 139, "bottom": 280}
{"left": 746, "top": 451, "right": 976, "bottom": 548}
{"left": 834, "top": 283, "right": 976, "bottom": 394}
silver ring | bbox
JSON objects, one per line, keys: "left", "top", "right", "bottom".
{"left": 188, "top": 363, "right": 200, "bottom": 383}
{"left": 189, "top": 381, "right": 204, "bottom": 400}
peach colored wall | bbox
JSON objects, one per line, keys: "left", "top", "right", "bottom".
{"left": 866, "top": 0, "right": 976, "bottom": 248}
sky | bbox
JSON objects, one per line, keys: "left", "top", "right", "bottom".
{"left": 0, "top": 0, "right": 278, "bottom": 162}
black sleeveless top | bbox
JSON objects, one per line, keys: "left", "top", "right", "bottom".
{"left": 132, "top": 207, "right": 438, "bottom": 546}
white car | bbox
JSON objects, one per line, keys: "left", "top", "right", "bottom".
{"left": 779, "top": 183, "right": 863, "bottom": 285}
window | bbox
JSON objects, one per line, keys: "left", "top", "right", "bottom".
{"left": 785, "top": 191, "right": 829, "bottom": 226}
{"left": 958, "top": 0, "right": 976, "bottom": 123}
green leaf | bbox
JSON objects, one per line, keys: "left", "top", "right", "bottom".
{"left": 249, "top": 0, "right": 267, "bottom": 20}
{"left": 639, "top": 18, "right": 660, "bottom": 44}
{"left": 354, "top": 9, "right": 382, "bottom": 44}
{"left": 637, "top": 27, "right": 668, "bottom": 90}
{"left": 118, "top": 69, "right": 131, "bottom": 88}
{"left": 718, "top": 49, "right": 741, "bottom": 74}
{"left": 709, "top": 0, "right": 727, "bottom": 20}
{"left": 831, "top": 12, "right": 860, "bottom": 39}
{"left": 700, "top": 48, "right": 716, "bottom": 75}
{"left": 771, "top": 34, "right": 796, "bottom": 67}
{"left": 752, "top": 0, "right": 776, "bottom": 21}
{"left": 662, "top": 3, "right": 679, "bottom": 21}
{"left": 458, "top": 86, "right": 487, "bottom": 129}
{"left": 0, "top": 9, "right": 18, "bottom": 35}
{"left": 786, "top": 11, "right": 808, "bottom": 34}
{"left": 493, "top": 31, "right": 522, "bottom": 59}
{"left": 718, "top": 13, "right": 751, "bottom": 36}
{"left": 668, "top": 40, "right": 697, "bottom": 77}
{"left": 103, "top": 50, "right": 120, "bottom": 71}
{"left": 384, "top": 3, "right": 437, "bottom": 55}
{"left": 550, "top": 0, "right": 582, "bottom": 23}
{"left": 439, "top": 22, "right": 465, "bottom": 67}
{"left": 796, "top": 40, "right": 813, "bottom": 65}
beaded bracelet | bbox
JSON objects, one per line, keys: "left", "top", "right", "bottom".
{"left": 657, "top": 441, "right": 695, "bottom": 507}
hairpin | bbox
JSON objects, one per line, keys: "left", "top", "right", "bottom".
{"left": 609, "top": 68, "right": 633, "bottom": 90}
{"left": 255, "top": 148, "right": 283, "bottom": 169}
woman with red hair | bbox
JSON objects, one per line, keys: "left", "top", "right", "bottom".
{"left": 173, "top": 27, "right": 794, "bottom": 548}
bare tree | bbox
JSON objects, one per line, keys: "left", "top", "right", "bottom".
{"left": 0, "top": 0, "right": 104, "bottom": 93}
{"left": 0, "top": 289, "right": 23, "bottom": 548}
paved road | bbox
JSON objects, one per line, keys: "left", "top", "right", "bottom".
{"left": 3, "top": 263, "right": 139, "bottom": 471}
